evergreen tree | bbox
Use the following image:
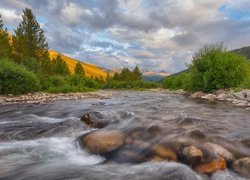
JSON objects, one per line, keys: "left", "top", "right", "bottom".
{"left": 52, "top": 55, "right": 70, "bottom": 76}
{"left": 113, "top": 72, "right": 120, "bottom": 81}
{"left": 0, "top": 15, "right": 12, "bottom": 58}
{"left": 13, "top": 8, "right": 49, "bottom": 65}
{"left": 106, "top": 72, "right": 111, "bottom": 82}
{"left": 120, "top": 68, "right": 133, "bottom": 81}
{"left": 132, "top": 65, "right": 142, "bottom": 80}
{"left": 74, "top": 61, "right": 85, "bottom": 76}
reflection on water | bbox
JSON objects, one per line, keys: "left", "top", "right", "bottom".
{"left": 0, "top": 91, "right": 249, "bottom": 179}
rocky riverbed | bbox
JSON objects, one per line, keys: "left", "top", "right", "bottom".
{"left": 0, "top": 91, "right": 113, "bottom": 105}
{"left": 0, "top": 91, "right": 249, "bottom": 179}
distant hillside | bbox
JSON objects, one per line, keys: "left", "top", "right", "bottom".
{"left": 142, "top": 71, "right": 170, "bottom": 82}
{"left": 49, "top": 50, "right": 107, "bottom": 79}
{"left": 231, "top": 46, "right": 250, "bottom": 59}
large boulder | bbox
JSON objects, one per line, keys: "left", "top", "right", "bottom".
{"left": 79, "top": 130, "right": 125, "bottom": 154}
{"left": 233, "top": 157, "right": 250, "bottom": 178}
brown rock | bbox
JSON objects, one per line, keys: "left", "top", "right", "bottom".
{"left": 191, "top": 91, "right": 206, "bottom": 99}
{"left": 215, "top": 89, "right": 225, "bottom": 96}
{"left": 80, "top": 112, "right": 109, "bottom": 128}
{"left": 80, "top": 130, "right": 125, "bottom": 154}
{"left": 204, "top": 142, "right": 235, "bottom": 162}
{"left": 195, "top": 157, "right": 226, "bottom": 174}
{"left": 233, "top": 157, "right": 250, "bottom": 178}
{"left": 201, "top": 94, "right": 217, "bottom": 101}
{"left": 152, "top": 145, "right": 177, "bottom": 161}
{"left": 183, "top": 145, "right": 203, "bottom": 166}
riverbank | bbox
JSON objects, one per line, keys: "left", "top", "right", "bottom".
{"left": 163, "top": 88, "right": 250, "bottom": 110}
{"left": 0, "top": 91, "right": 113, "bottom": 106}
{"left": 1, "top": 89, "right": 250, "bottom": 110}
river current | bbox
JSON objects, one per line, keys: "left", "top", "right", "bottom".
{"left": 0, "top": 91, "right": 249, "bottom": 180}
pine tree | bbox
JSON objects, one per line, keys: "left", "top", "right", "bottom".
{"left": 120, "top": 68, "right": 133, "bottom": 81}
{"left": 52, "top": 55, "right": 70, "bottom": 76}
{"left": 113, "top": 72, "right": 120, "bottom": 81}
{"left": 0, "top": 15, "right": 12, "bottom": 58}
{"left": 132, "top": 65, "right": 142, "bottom": 80}
{"left": 74, "top": 61, "right": 85, "bottom": 76}
{"left": 106, "top": 72, "right": 111, "bottom": 82}
{"left": 13, "top": 8, "right": 49, "bottom": 64}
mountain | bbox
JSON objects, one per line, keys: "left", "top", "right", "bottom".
{"left": 142, "top": 71, "right": 171, "bottom": 82}
{"left": 231, "top": 46, "right": 250, "bottom": 59}
{"left": 49, "top": 50, "right": 107, "bottom": 79}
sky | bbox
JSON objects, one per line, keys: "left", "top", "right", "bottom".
{"left": 0, "top": 0, "right": 250, "bottom": 73}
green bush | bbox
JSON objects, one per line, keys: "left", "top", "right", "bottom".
{"left": 0, "top": 59, "right": 40, "bottom": 95}
{"left": 163, "top": 44, "right": 250, "bottom": 92}
{"left": 188, "top": 44, "right": 250, "bottom": 92}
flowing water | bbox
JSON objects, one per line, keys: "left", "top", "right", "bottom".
{"left": 0, "top": 91, "right": 249, "bottom": 180}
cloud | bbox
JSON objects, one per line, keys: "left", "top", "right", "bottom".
{"left": 0, "top": 0, "right": 250, "bottom": 73}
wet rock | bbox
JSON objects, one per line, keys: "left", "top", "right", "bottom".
{"left": 79, "top": 130, "right": 125, "bottom": 155}
{"left": 105, "top": 145, "right": 151, "bottom": 163}
{"left": 80, "top": 112, "right": 109, "bottom": 128}
{"left": 195, "top": 157, "right": 226, "bottom": 174}
{"left": 151, "top": 144, "right": 177, "bottom": 161}
{"left": 204, "top": 142, "right": 235, "bottom": 163}
{"left": 201, "top": 94, "right": 217, "bottom": 101}
{"left": 191, "top": 91, "right": 206, "bottom": 99}
{"left": 186, "top": 129, "right": 208, "bottom": 142}
{"left": 182, "top": 145, "right": 203, "bottom": 166}
{"left": 233, "top": 157, "right": 250, "bottom": 178}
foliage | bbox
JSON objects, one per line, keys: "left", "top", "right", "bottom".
{"left": 0, "top": 59, "right": 40, "bottom": 95}
{"left": 12, "top": 8, "right": 50, "bottom": 72}
{"left": 104, "top": 80, "right": 158, "bottom": 89}
{"left": 163, "top": 44, "right": 250, "bottom": 92}
{"left": 51, "top": 55, "right": 70, "bottom": 76}
{"left": 74, "top": 61, "right": 85, "bottom": 76}
{"left": 0, "top": 15, "right": 12, "bottom": 58}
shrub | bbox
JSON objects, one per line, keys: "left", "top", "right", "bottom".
{"left": 0, "top": 59, "right": 40, "bottom": 95}
{"left": 188, "top": 44, "right": 250, "bottom": 92}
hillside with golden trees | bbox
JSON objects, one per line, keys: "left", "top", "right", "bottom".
{"left": 49, "top": 50, "right": 107, "bottom": 79}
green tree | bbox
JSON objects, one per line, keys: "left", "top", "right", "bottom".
{"left": 0, "top": 15, "right": 12, "bottom": 58}
{"left": 189, "top": 44, "right": 250, "bottom": 92}
{"left": 113, "top": 72, "right": 120, "bottom": 81}
{"left": 51, "top": 55, "right": 70, "bottom": 76}
{"left": 74, "top": 61, "right": 85, "bottom": 76}
{"left": 132, "top": 65, "right": 142, "bottom": 80}
{"left": 106, "top": 72, "right": 111, "bottom": 82}
{"left": 12, "top": 8, "right": 50, "bottom": 70}
{"left": 120, "top": 68, "right": 133, "bottom": 81}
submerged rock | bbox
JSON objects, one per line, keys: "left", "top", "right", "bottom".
{"left": 79, "top": 130, "right": 125, "bottom": 154}
{"left": 204, "top": 142, "right": 235, "bottom": 163}
{"left": 233, "top": 157, "right": 250, "bottom": 178}
{"left": 152, "top": 144, "right": 177, "bottom": 161}
{"left": 195, "top": 157, "right": 226, "bottom": 174}
{"left": 80, "top": 112, "right": 110, "bottom": 128}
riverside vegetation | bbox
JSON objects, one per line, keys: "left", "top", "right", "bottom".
{"left": 0, "top": 8, "right": 157, "bottom": 95}
{"left": 162, "top": 44, "right": 250, "bottom": 92}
